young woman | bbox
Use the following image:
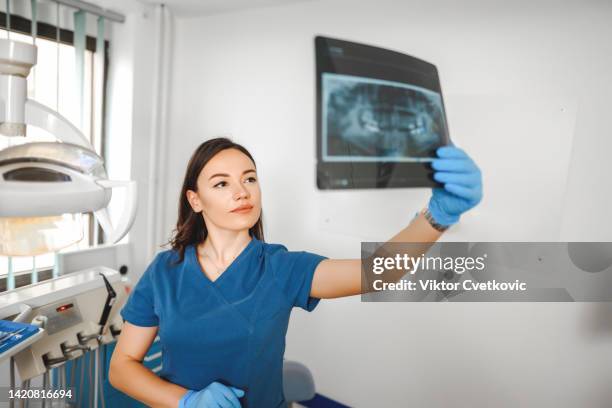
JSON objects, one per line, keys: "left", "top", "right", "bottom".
{"left": 109, "top": 137, "right": 482, "bottom": 408}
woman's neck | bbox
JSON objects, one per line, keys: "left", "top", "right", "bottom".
{"left": 198, "top": 231, "right": 252, "bottom": 266}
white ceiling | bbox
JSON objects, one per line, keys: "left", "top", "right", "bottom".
{"left": 141, "top": 0, "right": 317, "bottom": 18}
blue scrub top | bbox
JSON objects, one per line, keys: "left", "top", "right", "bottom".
{"left": 119, "top": 235, "right": 327, "bottom": 408}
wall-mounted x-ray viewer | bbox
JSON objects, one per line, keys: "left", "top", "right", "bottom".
{"left": 315, "top": 36, "right": 450, "bottom": 190}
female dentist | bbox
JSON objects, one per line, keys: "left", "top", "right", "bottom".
{"left": 109, "top": 137, "right": 482, "bottom": 408}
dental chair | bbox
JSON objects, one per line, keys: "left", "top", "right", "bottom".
{"left": 283, "top": 360, "right": 315, "bottom": 407}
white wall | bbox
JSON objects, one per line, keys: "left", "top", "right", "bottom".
{"left": 161, "top": 0, "right": 612, "bottom": 406}
{"left": 103, "top": 0, "right": 167, "bottom": 276}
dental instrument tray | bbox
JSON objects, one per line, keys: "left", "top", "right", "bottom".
{"left": 315, "top": 36, "right": 451, "bottom": 189}
{"left": 0, "top": 320, "right": 44, "bottom": 363}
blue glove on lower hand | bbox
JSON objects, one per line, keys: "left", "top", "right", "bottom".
{"left": 179, "top": 382, "right": 245, "bottom": 408}
{"left": 428, "top": 145, "right": 483, "bottom": 227}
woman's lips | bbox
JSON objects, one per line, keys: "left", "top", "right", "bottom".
{"left": 231, "top": 206, "right": 253, "bottom": 213}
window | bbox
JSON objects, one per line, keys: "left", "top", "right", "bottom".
{"left": 0, "top": 12, "right": 108, "bottom": 286}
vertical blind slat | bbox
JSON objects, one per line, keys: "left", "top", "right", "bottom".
{"left": 7, "top": 256, "right": 14, "bottom": 290}
{"left": 73, "top": 9, "right": 86, "bottom": 130}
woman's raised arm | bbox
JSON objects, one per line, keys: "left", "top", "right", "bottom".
{"left": 310, "top": 145, "right": 483, "bottom": 299}
{"left": 310, "top": 211, "right": 443, "bottom": 298}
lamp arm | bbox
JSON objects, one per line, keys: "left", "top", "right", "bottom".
{"left": 24, "top": 99, "right": 92, "bottom": 149}
{"left": 94, "top": 180, "right": 137, "bottom": 244}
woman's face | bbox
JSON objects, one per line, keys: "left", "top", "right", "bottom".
{"left": 187, "top": 148, "right": 262, "bottom": 233}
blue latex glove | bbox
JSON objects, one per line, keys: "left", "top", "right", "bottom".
{"left": 428, "top": 145, "right": 482, "bottom": 226}
{"left": 179, "top": 382, "right": 245, "bottom": 408}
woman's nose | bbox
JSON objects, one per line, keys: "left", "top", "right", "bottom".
{"left": 233, "top": 185, "right": 249, "bottom": 200}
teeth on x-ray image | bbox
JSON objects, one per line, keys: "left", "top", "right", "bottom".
{"left": 323, "top": 73, "right": 445, "bottom": 162}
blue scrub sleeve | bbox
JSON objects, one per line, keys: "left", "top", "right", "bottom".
{"left": 271, "top": 246, "right": 328, "bottom": 312}
{"left": 120, "top": 254, "right": 160, "bottom": 327}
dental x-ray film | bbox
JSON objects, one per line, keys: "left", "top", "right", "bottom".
{"left": 316, "top": 36, "right": 450, "bottom": 189}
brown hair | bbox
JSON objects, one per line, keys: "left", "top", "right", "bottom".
{"left": 166, "top": 137, "right": 264, "bottom": 264}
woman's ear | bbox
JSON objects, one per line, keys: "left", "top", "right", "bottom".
{"left": 186, "top": 190, "right": 202, "bottom": 213}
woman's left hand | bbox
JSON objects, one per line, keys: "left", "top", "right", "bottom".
{"left": 427, "top": 145, "right": 483, "bottom": 227}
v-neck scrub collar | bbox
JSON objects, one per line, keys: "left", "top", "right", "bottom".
{"left": 187, "top": 236, "right": 261, "bottom": 285}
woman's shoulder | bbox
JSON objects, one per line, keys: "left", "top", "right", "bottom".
{"left": 148, "top": 246, "right": 191, "bottom": 273}
{"left": 259, "top": 240, "right": 289, "bottom": 256}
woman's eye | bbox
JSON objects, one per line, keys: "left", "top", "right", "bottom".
{"left": 214, "top": 178, "right": 255, "bottom": 188}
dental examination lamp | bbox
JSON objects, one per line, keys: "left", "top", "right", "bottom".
{"left": 0, "top": 38, "right": 137, "bottom": 256}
